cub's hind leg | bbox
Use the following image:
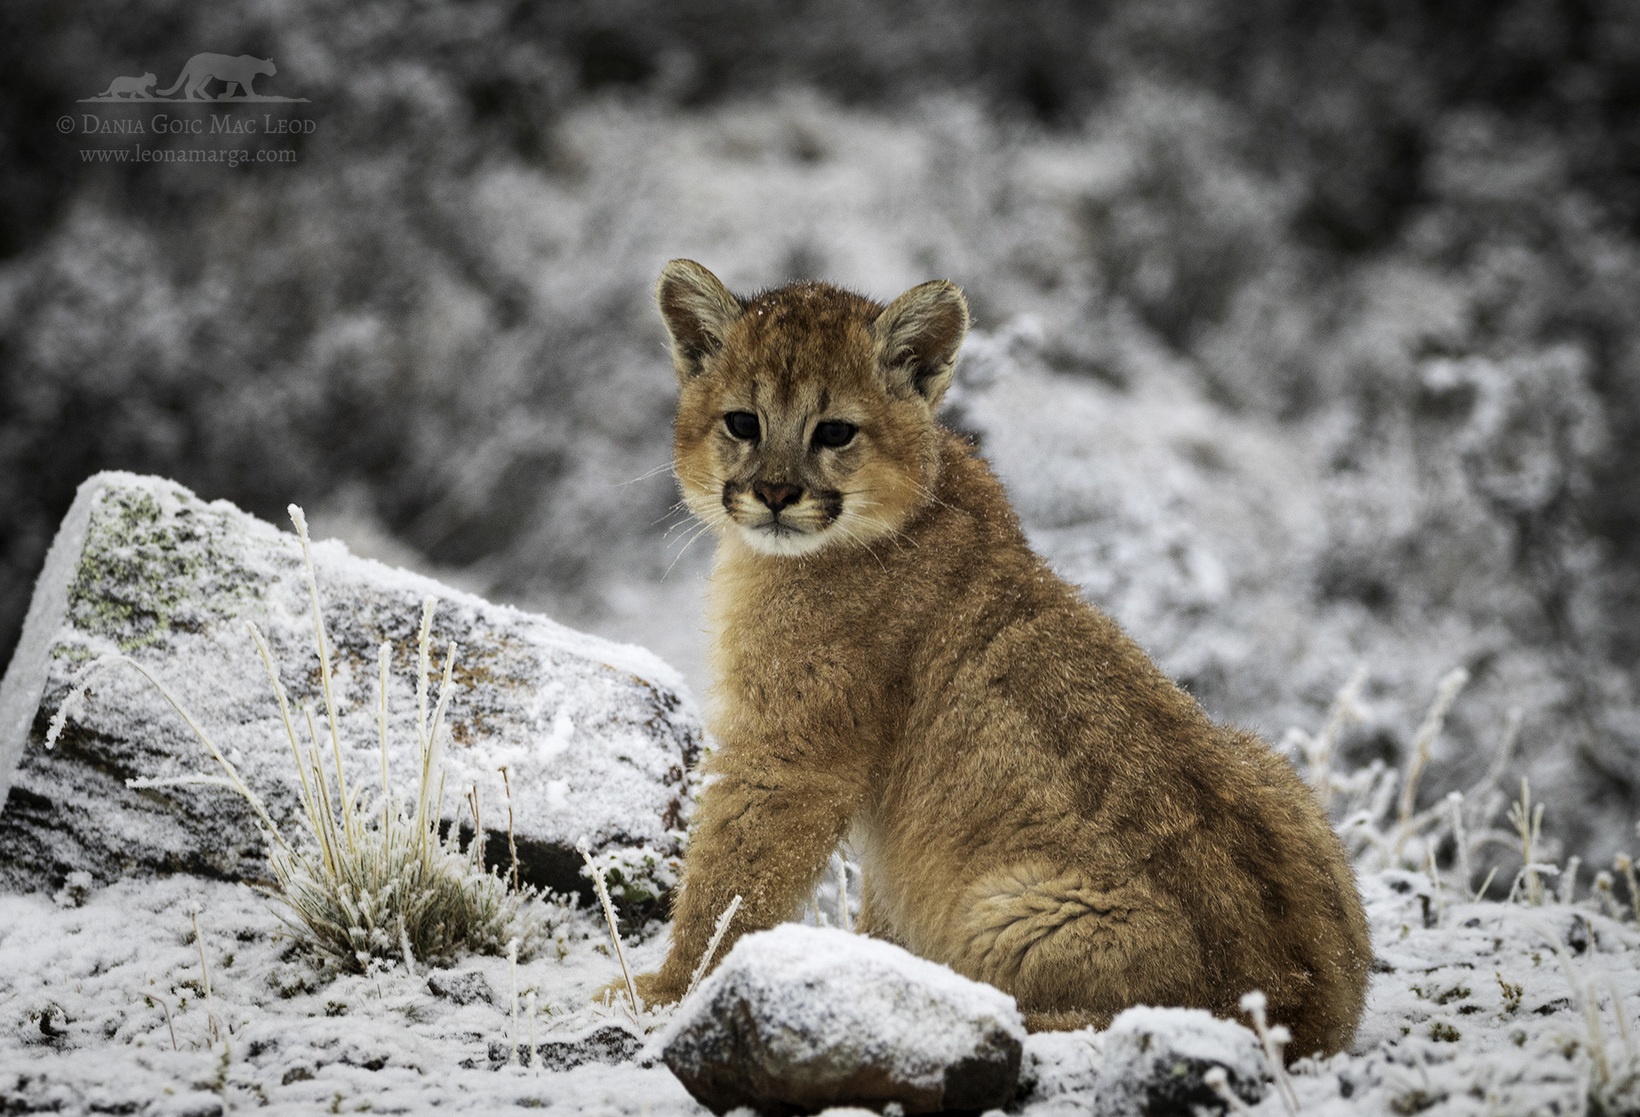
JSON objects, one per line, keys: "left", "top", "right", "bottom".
{"left": 852, "top": 866, "right": 908, "bottom": 946}
{"left": 949, "top": 865, "right": 1208, "bottom": 1028}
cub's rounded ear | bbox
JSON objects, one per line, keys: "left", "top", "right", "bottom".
{"left": 656, "top": 259, "right": 745, "bottom": 384}
{"left": 871, "top": 279, "right": 969, "bottom": 409}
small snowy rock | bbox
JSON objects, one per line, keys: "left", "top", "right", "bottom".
{"left": 0, "top": 472, "right": 703, "bottom": 897}
{"left": 656, "top": 924, "right": 1026, "bottom": 1114}
{"left": 425, "top": 969, "right": 493, "bottom": 1005}
{"left": 485, "top": 1025, "right": 643, "bottom": 1072}
{"left": 1016, "top": 1028, "right": 1104, "bottom": 1110}
{"left": 1093, "top": 1007, "right": 1266, "bottom": 1116}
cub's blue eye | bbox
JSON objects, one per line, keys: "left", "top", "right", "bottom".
{"left": 724, "top": 411, "right": 760, "bottom": 440}
{"left": 813, "top": 420, "right": 857, "bottom": 449}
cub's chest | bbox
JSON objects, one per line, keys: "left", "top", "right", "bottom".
{"left": 706, "top": 570, "right": 824, "bottom": 674}
{"left": 704, "top": 555, "right": 884, "bottom": 690}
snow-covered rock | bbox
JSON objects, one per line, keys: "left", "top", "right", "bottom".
{"left": 1013, "top": 1008, "right": 1265, "bottom": 1116}
{"left": 489, "top": 1025, "right": 643, "bottom": 1072}
{"left": 1016, "top": 1029, "right": 1104, "bottom": 1110}
{"left": 0, "top": 472, "right": 703, "bottom": 898}
{"left": 656, "top": 923, "right": 1026, "bottom": 1114}
{"left": 1094, "top": 1007, "right": 1266, "bottom": 1114}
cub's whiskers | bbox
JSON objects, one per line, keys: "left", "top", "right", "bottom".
{"left": 618, "top": 459, "right": 679, "bottom": 487}
{"left": 662, "top": 510, "right": 727, "bottom": 580}
{"left": 831, "top": 520, "right": 889, "bottom": 572}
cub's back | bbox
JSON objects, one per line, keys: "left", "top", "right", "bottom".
{"left": 871, "top": 432, "right": 1371, "bottom": 1055}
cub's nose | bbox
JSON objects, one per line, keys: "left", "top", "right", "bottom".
{"left": 752, "top": 480, "right": 804, "bottom": 512}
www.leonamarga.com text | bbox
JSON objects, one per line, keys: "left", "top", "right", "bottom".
{"left": 80, "top": 146, "right": 298, "bottom": 167}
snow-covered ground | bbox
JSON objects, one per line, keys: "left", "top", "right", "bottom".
{"left": 3, "top": 857, "right": 1637, "bottom": 1114}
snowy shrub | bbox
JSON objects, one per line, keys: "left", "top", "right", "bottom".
{"left": 1075, "top": 82, "right": 1295, "bottom": 355}
{"left": 1284, "top": 660, "right": 1640, "bottom": 926}
{"left": 45, "top": 505, "right": 549, "bottom": 973}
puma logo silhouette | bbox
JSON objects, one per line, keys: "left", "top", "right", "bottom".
{"left": 155, "top": 54, "right": 276, "bottom": 100}
{"left": 94, "top": 73, "right": 157, "bottom": 99}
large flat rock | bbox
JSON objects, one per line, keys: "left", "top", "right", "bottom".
{"left": 0, "top": 472, "right": 702, "bottom": 898}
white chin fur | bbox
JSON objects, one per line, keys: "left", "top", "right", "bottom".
{"left": 738, "top": 523, "right": 834, "bottom": 557}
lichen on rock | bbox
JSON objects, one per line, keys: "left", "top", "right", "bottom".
{"left": 64, "top": 483, "right": 262, "bottom": 655}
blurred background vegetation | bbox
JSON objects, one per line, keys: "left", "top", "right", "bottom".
{"left": 2, "top": 0, "right": 1639, "bottom": 870}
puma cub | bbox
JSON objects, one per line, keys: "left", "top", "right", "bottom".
{"left": 639, "top": 259, "right": 1371, "bottom": 1056}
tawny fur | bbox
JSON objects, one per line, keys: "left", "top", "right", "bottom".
{"left": 635, "top": 259, "right": 1372, "bottom": 1058}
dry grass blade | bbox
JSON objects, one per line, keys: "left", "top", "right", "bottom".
{"left": 1240, "top": 991, "right": 1298, "bottom": 1117}
{"left": 581, "top": 844, "right": 639, "bottom": 1019}
{"left": 1392, "top": 668, "right": 1469, "bottom": 859}
{"left": 684, "top": 894, "right": 743, "bottom": 1002}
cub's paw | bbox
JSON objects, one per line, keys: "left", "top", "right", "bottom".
{"left": 594, "top": 970, "right": 685, "bottom": 1010}
{"left": 634, "top": 970, "right": 687, "bottom": 1007}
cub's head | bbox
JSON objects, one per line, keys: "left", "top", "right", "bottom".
{"left": 658, "top": 259, "right": 969, "bottom": 558}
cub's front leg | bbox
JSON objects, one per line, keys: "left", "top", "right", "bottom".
{"left": 633, "top": 741, "right": 868, "bottom": 1005}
